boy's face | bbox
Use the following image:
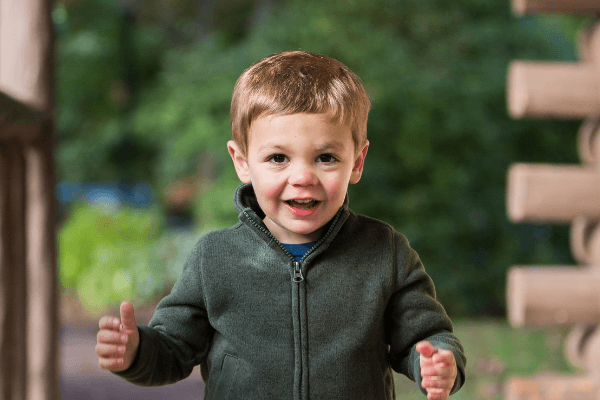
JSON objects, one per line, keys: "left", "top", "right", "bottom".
{"left": 228, "top": 113, "right": 368, "bottom": 244}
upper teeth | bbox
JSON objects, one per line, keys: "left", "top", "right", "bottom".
{"left": 295, "top": 199, "right": 312, "bottom": 203}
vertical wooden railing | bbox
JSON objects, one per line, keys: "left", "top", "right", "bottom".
{"left": 0, "top": 0, "right": 59, "bottom": 399}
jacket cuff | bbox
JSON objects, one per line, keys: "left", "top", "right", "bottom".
{"left": 410, "top": 340, "right": 465, "bottom": 396}
{"left": 112, "top": 325, "right": 156, "bottom": 384}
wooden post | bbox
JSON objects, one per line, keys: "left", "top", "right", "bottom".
{"left": 507, "top": 163, "right": 600, "bottom": 222}
{"left": 0, "top": 0, "right": 59, "bottom": 399}
{"left": 512, "top": 0, "right": 600, "bottom": 15}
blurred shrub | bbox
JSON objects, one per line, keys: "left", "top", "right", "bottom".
{"left": 59, "top": 204, "right": 201, "bottom": 314}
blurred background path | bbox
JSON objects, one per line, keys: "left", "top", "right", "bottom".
{"left": 60, "top": 300, "right": 206, "bottom": 400}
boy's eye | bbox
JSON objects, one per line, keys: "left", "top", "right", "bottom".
{"left": 269, "top": 154, "right": 287, "bottom": 163}
{"left": 317, "top": 154, "right": 336, "bottom": 163}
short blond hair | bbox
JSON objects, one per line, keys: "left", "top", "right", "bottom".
{"left": 230, "top": 51, "right": 371, "bottom": 155}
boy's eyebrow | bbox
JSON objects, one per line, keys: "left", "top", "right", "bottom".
{"left": 314, "top": 140, "right": 346, "bottom": 151}
{"left": 257, "top": 141, "right": 347, "bottom": 153}
{"left": 257, "top": 143, "right": 287, "bottom": 153}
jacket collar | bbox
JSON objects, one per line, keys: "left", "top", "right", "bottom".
{"left": 233, "top": 183, "right": 350, "bottom": 249}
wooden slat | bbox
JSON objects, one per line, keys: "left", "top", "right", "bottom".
{"left": 507, "top": 61, "right": 600, "bottom": 119}
{"left": 507, "top": 266, "right": 600, "bottom": 326}
{"left": 0, "top": 143, "right": 28, "bottom": 399}
{"left": 26, "top": 130, "right": 59, "bottom": 400}
{"left": 513, "top": 0, "right": 600, "bottom": 15}
{"left": 10, "top": 144, "right": 28, "bottom": 400}
{"left": 0, "top": 91, "right": 45, "bottom": 143}
{"left": 507, "top": 163, "right": 600, "bottom": 222}
{"left": 0, "top": 145, "right": 12, "bottom": 400}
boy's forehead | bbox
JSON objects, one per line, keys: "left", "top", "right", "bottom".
{"left": 247, "top": 113, "right": 353, "bottom": 152}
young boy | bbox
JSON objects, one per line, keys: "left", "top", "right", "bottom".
{"left": 96, "top": 51, "right": 466, "bottom": 400}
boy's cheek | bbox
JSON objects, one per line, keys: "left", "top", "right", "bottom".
{"left": 322, "top": 177, "right": 348, "bottom": 199}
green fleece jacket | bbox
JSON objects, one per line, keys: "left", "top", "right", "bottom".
{"left": 116, "top": 183, "right": 466, "bottom": 399}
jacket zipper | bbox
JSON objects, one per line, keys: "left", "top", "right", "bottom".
{"left": 242, "top": 207, "right": 344, "bottom": 400}
{"left": 293, "top": 262, "right": 304, "bottom": 283}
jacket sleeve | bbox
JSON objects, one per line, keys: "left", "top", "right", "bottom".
{"left": 114, "top": 240, "right": 214, "bottom": 386}
{"left": 385, "top": 232, "right": 466, "bottom": 395}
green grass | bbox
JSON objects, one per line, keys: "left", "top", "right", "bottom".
{"left": 394, "top": 319, "right": 578, "bottom": 399}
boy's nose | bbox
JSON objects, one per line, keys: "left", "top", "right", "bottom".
{"left": 289, "top": 163, "right": 317, "bottom": 186}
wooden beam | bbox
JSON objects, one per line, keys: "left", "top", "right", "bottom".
{"left": 508, "top": 61, "right": 600, "bottom": 119}
{"left": 0, "top": 91, "right": 46, "bottom": 142}
{"left": 507, "top": 266, "right": 600, "bottom": 326}
{"left": 513, "top": 0, "right": 600, "bottom": 15}
{"left": 0, "top": 0, "right": 53, "bottom": 112}
{"left": 507, "top": 163, "right": 600, "bottom": 222}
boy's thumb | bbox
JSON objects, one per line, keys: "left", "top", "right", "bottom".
{"left": 119, "top": 301, "right": 137, "bottom": 332}
{"left": 416, "top": 341, "right": 438, "bottom": 358}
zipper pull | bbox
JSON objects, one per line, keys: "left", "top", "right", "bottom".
{"left": 293, "top": 261, "right": 304, "bottom": 283}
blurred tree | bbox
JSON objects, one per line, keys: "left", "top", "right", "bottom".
{"left": 55, "top": 0, "right": 586, "bottom": 316}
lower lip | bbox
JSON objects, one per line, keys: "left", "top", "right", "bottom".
{"left": 285, "top": 202, "right": 319, "bottom": 216}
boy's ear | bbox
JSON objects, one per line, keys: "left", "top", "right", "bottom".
{"left": 227, "top": 140, "right": 252, "bottom": 183}
{"left": 350, "top": 141, "right": 369, "bottom": 184}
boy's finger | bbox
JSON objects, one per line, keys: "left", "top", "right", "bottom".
{"left": 95, "top": 343, "right": 126, "bottom": 358}
{"left": 416, "top": 341, "right": 438, "bottom": 358}
{"left": 98, "top": 315, "right": 121, "bottom": 331}
{"left": 97, "top": 329, "right": 128, "bottom": 345}
{"left": 420, "top": 365, "right": 452, "bottom": 377}
{"left": 98, "top": 356, "right": 126, "bottom": 371}
{"left": 433, "top": 350, "right": 455, "bottom": 366}
{"left": 421, "top": 376, "right": 454, "bottom": 389}
{"left": 426, "top": 388, "right": 449, "bottom": 400}
{"left": 119, "top": 301, "right": 137, "bottom": 332}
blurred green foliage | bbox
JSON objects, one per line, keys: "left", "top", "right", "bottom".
{"left": 59, "top": 204, "right": 200, "bottom": 314}
{"left": 55, "top": 0, "right": 590, "bottom": 316}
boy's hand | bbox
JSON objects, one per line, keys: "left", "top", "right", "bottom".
{"left": 416, "top": 341, "right": 457, "bottom": 400}
{"left": 95, "top": 301, "right": 140, "bottom": 372}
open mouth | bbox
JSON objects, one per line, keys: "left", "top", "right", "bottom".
{"left": 285, "top": 199, "right": 320, "bottom": 210}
